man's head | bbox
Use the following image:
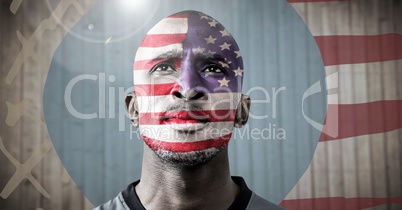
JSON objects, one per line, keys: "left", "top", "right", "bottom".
{"left": 126, "top": 10, "right": 250, "bottom": 167}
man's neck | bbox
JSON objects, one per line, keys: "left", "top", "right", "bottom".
{"left": 135, "top": 146, "right": 239, "bottom": 210}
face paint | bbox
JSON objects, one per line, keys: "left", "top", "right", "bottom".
{"left": 133, "top": 11, "right": 244, "bottom": 165}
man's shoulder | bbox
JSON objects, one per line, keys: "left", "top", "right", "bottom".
{"left": 247, "top": 192, "right": 285, "bottom": 210}
{"left": 93, "top": 177, "right": 285, "bottom": 210}
{"left": 93, "top": 180, "right": 144, "bottom": 210}
{"left": 93, "top": 193, "right": 129, "bottom": 210}
{"left": 231, "top": 176, "right": 285, "bottom": 210}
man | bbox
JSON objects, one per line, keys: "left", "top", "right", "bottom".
{"left": 95, "top": 10, "right": 284, "bottom": 209}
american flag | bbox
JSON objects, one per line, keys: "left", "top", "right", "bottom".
{"left": 282, "top": 0, "right": 402, "bottom": 209}
{"left": 133, "top": 11, "right": 244, "bottom": 153}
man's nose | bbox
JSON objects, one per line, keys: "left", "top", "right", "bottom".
{"left": 176, "top": 72, "right": 206, "bottom": 100}
{"left": 173, "top": 51, "right": 206, "bottom": 101}
{"left": 171, "top": 73, "right": 206, "bottom": 100}
{"left": 173, "top": 90, "right": 204, "bottom": 101}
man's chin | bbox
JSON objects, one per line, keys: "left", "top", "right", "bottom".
{"left": 154, "top": 147, "right": 224, "bottom": 167}
{"left": 140, "top": 133, "right": 232, "bottom": 153}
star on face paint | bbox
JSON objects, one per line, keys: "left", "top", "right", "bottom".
{"left": 219, "top": 61, "right": 229, "bottom": 68}
{"left": 194, "top": 46, "right": 205, "bottom": 54}
{"left": 218, "top": 77, "right": 230, "bottom": 87}
{"left": 208, "top": 20, "right": 218, "bottom": 27}
{"left": 234, "top": 51, "right": 241, "bottom": 58}
{"left": 205, "top": 50, "right": 216, "bottom": 58}
{"left": 224, "top": 58, "right": 232, "bottom": 65}
{"left": 204, "top": 35, "right": 217, "bottom": 44}
{"left": 219, "top": 42, "right": 232, "bottom": 51}
{"left": 233, "top": 67, "right": 244, "bottom": 77}
{"left": 220, "top": 29, "right": 230, "bottom": 37}
{"left": 200, "top": 15, "right": 209, "bottom": 20}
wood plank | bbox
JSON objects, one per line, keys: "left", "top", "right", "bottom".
{"left": 325, "top": 60, "right": 402, "bottom": 104}
{"left": 40, "top": 3, "right": 64, "bottom": 209}
{"left": 0, "top": 3, "right": 23, "bottom": 210}
{"left": 20, "top": 1, "right": 45, "bottom": 208}
{"left": 284, "top": 129, "right": 402, "bottom": 199}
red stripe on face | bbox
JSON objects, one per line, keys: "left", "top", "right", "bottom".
{"left": 142, "top": 133, "right": 232, "bottom": 152}
{"left": 138, "top": 110, "right": 237, "bottom": 125}
{"left": 134, "top": 83, "right": 180, "bottom": 96}
{"left": 134, "top": 59, "right": 182, "bottom": 70}
{"left": 140, "top": 34, "right": 186, "bottom": 47}
{"left": 167, "top": 14, "right": 188, "bottom": 18}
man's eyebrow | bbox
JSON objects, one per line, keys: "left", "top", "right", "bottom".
{"left": 202, "top": 54, "right": 226, "bottom": 64}
{"left": 151, "top": 49, "right": 183, "bottom": 61}
{"left": 211, "top": 54, "right": 225, "bottom": 62}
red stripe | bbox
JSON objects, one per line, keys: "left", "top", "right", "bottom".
{"left": 139, "top": 110, "right": 236, "bottom": 125}
{"left": 314, "top": 34, "right": 402, "bottom": 66}
{"left": 320, "top": 100, "right": 402, "bottom": 141}
{"left": 280, "top": 197, "right": 402, "bottom": 210}
{"left": 288, "top": 0, "right": 350, "bottom": 2}
{"left": 140, "top": 34, "right": 186, "bottom": 47}
{"left": 134, "top": 83, "right": 179, "bottom": 96}
{"left": 134, "top": 59, "right": 182, "bottom": 70}
{"left": 142, "top": 133, "right": 232, "bottom": 152}
{"left": 167, "top": 14, "right": 188, "bottom": 18}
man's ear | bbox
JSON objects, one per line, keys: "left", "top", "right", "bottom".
{"left": 234, "top": 94, "right": 251, "bottom": 128}
{"left": 125, "top": 91, "right": 139, "bottom": 127}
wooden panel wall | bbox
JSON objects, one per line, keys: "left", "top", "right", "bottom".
{"left": 0, "top": 0, "right": 401, "bottom": 209}
{"left": 282, "top": 1, "right": 402, "bottom": 210}
{"left": 0, "top": 0, "right": 98, "bottom": 209}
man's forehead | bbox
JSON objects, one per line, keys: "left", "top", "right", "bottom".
{"left": 150, "top": 13, "right": 224, "bottom": 33}
{"left": 136, "top": 11, "right": 241, "bottom": 62}
{"left": 144, "top": 11, "right": 238, "bottom": 49}
{"left": 134, "top": 10, "right": 244, "bottom": 90}
{"left": 135, "top": 44, "right": 183, "bottom": 61}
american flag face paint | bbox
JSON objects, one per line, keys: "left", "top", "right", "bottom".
{"left": 133, "top": 11, "right": 244, "bottom": 155}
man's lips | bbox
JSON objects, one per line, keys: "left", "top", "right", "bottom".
{"left": 161, "top": 111, "right": 210, "bottom": 131}
{"left": 139, "top": 110, "right": 237, "bottom": 125}
{"left": 161, "top": 111, "right": 210, "bottom": 123}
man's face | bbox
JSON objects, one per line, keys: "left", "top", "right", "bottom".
{"left": 133, "top": 11, "right": 244, "bottom": 166}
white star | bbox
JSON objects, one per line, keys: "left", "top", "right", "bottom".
{"left": 205, "top": 50, "right": 216, "bottom": 58}
{"left": 220, "top": 29, "right": 230, "bottom": 37}
{"left": 204, "top": 35, "right": 217, "bottom": 44}
{"left": 233, "top": 67, "right": 244, "bottom": 77}
{"left": 194, "top": 46, "right": 205, "bottom": 54}
{"left": 219, "top": 61, "right": 229, "bottom": 68}
{"left": 208, "top": 20, "right": 218, "bottom": 27}
{"left": 234, "top": 51, "right": 241, "bottom": 58}
{"left": 224, "top": 58, "right": 232, "bottom": 64}
{"left": 219, "top": 42, "right": 232, "bottom": 51}
{"left": 218, "top": 77, "right": 230, "bottom": 87}
{"left": 200, "top": 15, "right": 209, "bottom": 20}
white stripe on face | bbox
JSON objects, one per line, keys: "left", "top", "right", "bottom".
{"left": 133, "top": 69, "right": 180, "bottom": 85}
{"left": 136, "top": 93, "right": 242, "bottom": 113}
{"left": 139, "top": 121, "right": 234, "bottom": 142}
{"left": 147, "top": 18, "right": 188, "bottom": 35}
{"left": 134, "top": 43, "right": 184, "bottom": 61}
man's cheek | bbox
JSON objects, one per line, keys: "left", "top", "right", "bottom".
{"left": 134, "top": 83, "right": 180, "bottom": 97}
{"left": 209, "top": 92, "right": 241, "bottom": 111}
{"left": 137, "top": 97, "right": 172, "bottom": 125}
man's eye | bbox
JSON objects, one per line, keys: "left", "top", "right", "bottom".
{"left": 150, "top": 63, "right": 176, "bottom": 75}
{"left": 203, "top": 66, "right": 224, "bottom": 74}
